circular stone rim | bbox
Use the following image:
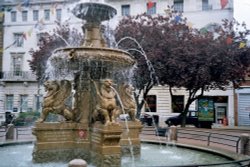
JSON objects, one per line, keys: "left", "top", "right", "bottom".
{"left": 53, "top": 47, "right": 135, "bottom": 67}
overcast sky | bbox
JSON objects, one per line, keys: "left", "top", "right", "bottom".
{"left": 234, "top": 0, "right": 250, "bottom": 28}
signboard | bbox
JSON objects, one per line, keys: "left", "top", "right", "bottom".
{"left": 198, "top": 98, "right": 214, "bottom": 122}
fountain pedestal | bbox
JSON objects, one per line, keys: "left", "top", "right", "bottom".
{"left": 119, "top": 121, "right": 143, "bottom": 157}
{"left": 91, "top": 122, "right": 123, "bottom": 167}
{"left": 32, "top": 122, "right": 90, "bottom": 162}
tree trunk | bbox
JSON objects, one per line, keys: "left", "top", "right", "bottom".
{"left": 135, "top": 82, "right": 154, "bottom": 119}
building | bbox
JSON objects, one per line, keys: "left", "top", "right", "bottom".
{"left": 0, "top": 0, "right": 80, "bottom": 124}
{"left": 0, "top": 8, "right": 4, "bottom": 124}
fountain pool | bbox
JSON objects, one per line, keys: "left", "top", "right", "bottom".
{"left": 0, "top": 142, "right": 238, "bottom": 167}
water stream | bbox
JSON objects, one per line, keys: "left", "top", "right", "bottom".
{"left": 111, "top": 86, "right": 135, "bottom": 167}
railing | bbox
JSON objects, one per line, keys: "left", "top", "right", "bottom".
{"left": 155, "top": 158, "right": 250, "bottom": 167}
{"left": 177, "top": 128, "right": 241, "bottom": 153}
{"left": 15, "top": 126, "right": 33, "bottom": 139}
{"left": 0, "top": 71, "right": 37, "bottom": 81}
{"left": 0, "top": 126, "right": 6, "bottom": 138}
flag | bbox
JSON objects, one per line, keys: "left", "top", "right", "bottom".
{"left": 239, "top": 42, "right": 246, "bottom": 48}
{"left": 4, "top": 40, "right": 17, "bottom": 50}
{"left": 187, "top": 22, "right": 193, "bottom": 29}
{"left": 16, "top": 3, "right": 23, "bottom": 12}
{"left": 35, "top": 18, "right": 45, "bottom": 30}
{"left": 226, "top": 36, "right": 232, "bottom": 45}
{"left": 23, "top": 0, "right": 30, "bottom": 7}
{"left": 147, "top": 1, "right": 154, "bottom": 9}
{"left": 0, "top": 12, "right": 4, "bottom": 22}
{"left": 27, "top": 27, "right": 33, "bottom": 37}
{"left": 220, "top": 0, "right": 228, "bottom": 9}
{"left": 7, "top": 6, "right": 12, "bottom": 12}
{"left": 175, "top": 15, "right": 181, "bottom": 23}
{"left": 51, "top": 4, "right": 58, "bottom": 15}
{"left": 22, "top": 32, "right": 27, "bottom": 40}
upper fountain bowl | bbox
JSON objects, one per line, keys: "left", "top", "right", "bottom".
{"left": 72, "top": 2, "right": 117, "bottom": 23}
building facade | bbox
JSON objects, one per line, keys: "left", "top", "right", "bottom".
{"left": 0, "top": 0, "right": 80, "bottom": 124}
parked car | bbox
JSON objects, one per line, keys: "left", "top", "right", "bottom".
{"left": 165, "top": 110, "right": 198, "bottom": 127}
{"left": 165, "top": 110, "right": 212, "bottom": 128}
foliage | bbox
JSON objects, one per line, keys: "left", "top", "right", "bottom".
{"left": 28, "top": 21, "right": 83, "bottom": 82}
{"left": 13, "top": 111, "right": 40, "bottom": 126}
{"left": 115, "top": 11, "right": 250, "bottom": 126}
{"left": 115, "top": 11, "right": 192, "bottom": 118}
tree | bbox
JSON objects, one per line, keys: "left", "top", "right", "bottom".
{"left": 115, "top": 12, "right": 194, "bottom": 118}
{"left": 28, "top": 22, "right": 83, "bottom": 82}
{"left": 115, "top": 12, "right": 250, "bottom": 126}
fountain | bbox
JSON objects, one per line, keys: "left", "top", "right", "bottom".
{"left": 32, "top": 2, "right": 142, "bottom": 167}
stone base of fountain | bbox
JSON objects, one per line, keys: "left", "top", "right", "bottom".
{"left": 119, "top": 121, "right": 143, "bottom": 157}
{"left": 32, "top": 122, "right": 90, "bottom": 162}
{"left": 90, "top": 122, "right": 122, "bottom": 167}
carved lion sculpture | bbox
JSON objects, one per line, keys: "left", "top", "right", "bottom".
{"left": 119, "top": 83, "right": 139, "bottom": 122}
{"left": 36, "top": 80, "right": 74, "bottom": 123}
{"left": 92, "top": 79, "right": 120, "bottom": 126}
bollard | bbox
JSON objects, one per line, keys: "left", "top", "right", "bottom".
{"left": 240, "top": 133, "right": 249, "bottom": 155}
{"left": 168, "top": 126, "right": 177, "bottom": 142}
{"left": 68, "top": 159, "right": 88, "bottom": 167}
{"left": 5, "top": 124, "right": 15, "bottom": 140}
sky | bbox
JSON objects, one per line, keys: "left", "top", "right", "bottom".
{"left": 234, "top": 0, "right": 250, "bottom": 28}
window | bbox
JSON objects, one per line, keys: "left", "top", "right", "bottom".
{"left": 34, "top": 94, "right": 42, "bottom": 112}
{"left": 22, "top": 11, "right": 28, "bottom": 21}
{"left": 6, "top": 95, "right": 14, "bottom": 111}
{"left": 202, "top": 0, "right": 212, "bottom": 11}
{"left": 33, "top": 10, "right": 39, "bottom": 21}
{"left": 121, "top": 5, "right": 130, "bottom": 16}
{"left": 11, "top": 11, "right": 17, "bottom": 22}
{"left": 44, "top": 9, "right": 50, "bottom": 21}
{"left": 14, "top": 33, "right": 24, "bottom": 47}
{"left": 56, "top": 9, "right": 62, "bottom": 21}
{"left": 20, "top": 95, "right": 28, "bottom": 112}
{"left": 147, "top": 2, "right": 156, "bottom": 15}
{"left": 11, "top": 53, "right": 23, "bottom": 76}
{"left": 145, "top": 95, "right": 157, "bottom": 112}
{"left": 172, "top": 95, "right": 184, "bottom": 113}
{"left": 174, "top": 0, "right": 183, "bottom": 12}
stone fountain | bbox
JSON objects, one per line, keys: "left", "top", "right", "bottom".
{"left": 32, "top": 2, "right": 142, "bottom": 167}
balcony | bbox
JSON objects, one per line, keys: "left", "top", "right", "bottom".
{"left": 0, "top": 71, "right": 37, "bottom": 81}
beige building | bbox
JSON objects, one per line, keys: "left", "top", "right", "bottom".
{"left": 0, "top": 0, "right": 80, "bottom": 124}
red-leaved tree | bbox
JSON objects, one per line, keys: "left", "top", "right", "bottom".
{"left": 115, "top": 12, "right": 250, "bottom": 126}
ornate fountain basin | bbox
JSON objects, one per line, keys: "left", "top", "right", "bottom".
{"left": 53, "top": 47, "right": 135, "bottom": 68}
{"left": 72, "top": 2, "right": 117, "bottom": 23}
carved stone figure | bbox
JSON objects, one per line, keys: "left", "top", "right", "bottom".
{"left": 36, "top": 80, "right": 74, "bottom": 123}
{"left": 92, "top": 79, "right": 120, "bottom": 126}
{"left": 119, "top": 83, "right": 139, "bottom": 121}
